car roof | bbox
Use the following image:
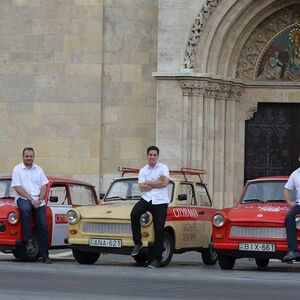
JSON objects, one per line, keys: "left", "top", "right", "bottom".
{"left": 246, "top": 176, "right": 289, "bottom": 183}
{"left": 0, "top": 175, "right": 94, "bottom": 186}
{"left": 113, "top": 175, "right": 204, "bottom": 184}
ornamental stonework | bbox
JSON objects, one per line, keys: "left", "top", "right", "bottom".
{"left": 237, "top": 4, "right": 300, "bottom": 81}
{"left": 184, "top": 0, "right": 222, "bottom": 69}
{"left": 179, "top": 80, "right": 244, "bottom": 100}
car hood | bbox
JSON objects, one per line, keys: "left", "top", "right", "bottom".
{"left": 0, "top": 200, "right": 17, "bottom": 218}
{"left": 76, "top": 201, "right": 136, "bottom": 220}
{"left": 225, "top": 204, "right": 290, "bottom": 223}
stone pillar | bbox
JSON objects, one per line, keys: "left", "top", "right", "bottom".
{"left": 179, "top": 78, "right": 244, "bottom": 208}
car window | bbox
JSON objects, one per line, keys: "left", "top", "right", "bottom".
{"left": 69, "top": 184, "right": 96, "bottom": 206}
{"left": 0, "top": 179, "right": 14, "bottom": 198}
{"left": 196, "top": 183, "right": 212, "bottom": 206}
{"left": 48, "top": 185, "right": 69, "bottom": 206}
{"left": 241, "top": 180, "right": 293, "bottom": 203}
{"left": 177, "top": 183, "right": 196, "bottom": 205}
{"left": 104, "top": 178, "right": 174, "bottom": 202}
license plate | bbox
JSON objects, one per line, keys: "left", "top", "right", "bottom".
{"left": 89, "top": 238, "right": 122, "bottom": 248}
{"left": 239, "top": 242, "right": 275, "bottom": 252}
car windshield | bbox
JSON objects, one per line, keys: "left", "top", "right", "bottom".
{"left": 241, "top": 180, "right": 295, "bottom": 204}
{"left": 0, "top": 179, "right": 14, "bottom": 199}
{"left": 104, "top": 178, "right": 174, "bottom": 202}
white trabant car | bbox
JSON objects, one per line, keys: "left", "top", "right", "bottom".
{"left": 66, "top": 167, "right": 218, "bottom": 267}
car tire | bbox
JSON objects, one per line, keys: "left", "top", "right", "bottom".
{"left": 72, "top": 249, "right": 100, "bottom": 264}
{"left": 201, "top": 247, "right": 218, "bottom": 265}
{"left": 133, "top": 252, "right": 149, "bottom": 265}
{"left": 255, "top": 258, "right": 269, "bottom": 268}
{"left": 218, "top": 255, "right": 235, "bottom": 270}
{"left": 16, "top": 232, "right": 40, "bottom": 262}
{"left": 160, "top": 231, "right": 174, "bottom": 267}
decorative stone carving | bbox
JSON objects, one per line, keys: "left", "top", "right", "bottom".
{"left": 237, "top": 4, "right": 300, "bottom": 80}
{"left": 246, "top": 107, "right": 258, "bottom": 120}
{"left": 179, "top": 79, "right": 244, "bottom": 100}
{"left": 184, "top": 0, "right": 222, "bottom": 69}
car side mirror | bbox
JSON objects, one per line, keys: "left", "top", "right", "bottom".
{"left": 49, "top": 196, "right": 59, "bottom": 203}
{"left": 178, "top": 194, "right": 187, "bottom": 201}
{"left": 99, "top": 193, "right": 105, "bottom": 199}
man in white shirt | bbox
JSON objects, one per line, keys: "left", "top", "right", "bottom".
{"left": 282, "top": 154, "right": 300, "bottom": 262}
{"left": 130, "top": 146, "right": 170, "bottom": 268}
{"left": 11, "top": 147, "right": 52, "bottom": 264}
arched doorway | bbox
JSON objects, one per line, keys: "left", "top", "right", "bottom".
{"left": 244, "top": 102, "right": 300, "bottom": 181}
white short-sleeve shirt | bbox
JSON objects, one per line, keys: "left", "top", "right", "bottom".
{"left": 11, "top": 163, "right": 49, "bottom": 206}
{"left": 138, "top": 162, "right": 170, "bottom": 205}
{"left": 285, "top": 167, "right": 300, "bottom": 205}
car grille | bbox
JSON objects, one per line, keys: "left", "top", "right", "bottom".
{"left": 230, "top": 226, "right": 286, "bottom": 239}
{"left": 83, "top": 223, "right": 132, "bottom": 235}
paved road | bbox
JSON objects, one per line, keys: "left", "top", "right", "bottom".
{"left": 0, "top": 251, "right": 300, "bottom": 300}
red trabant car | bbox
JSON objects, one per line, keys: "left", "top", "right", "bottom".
{"left": 0, "top": 176, "right": 99, "bottom": 261}
{"left": 212, "top": 176, "right": 296, "bottom": 270}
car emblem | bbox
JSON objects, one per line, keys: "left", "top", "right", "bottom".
{"left": 257, "top": 214, "right": 263, "bottom": 217}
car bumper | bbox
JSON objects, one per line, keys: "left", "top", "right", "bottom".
{"left": 0, "top": 239, "right": 23, "bottom": 252}
{"left": 214, "top": 241, "right": 288, "bottom": 260}
{"left": 65, "top": 238, "right": 154, "bottom": 255}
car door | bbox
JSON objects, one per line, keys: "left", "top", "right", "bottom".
{"left": 172, "top": 182, "right": 206, "bottom": 248}
{"left": 48, "top": 184, "right": 71, "bottom": 247}
{"left": 194, "top": 183, "right": 215, "bottom": 245}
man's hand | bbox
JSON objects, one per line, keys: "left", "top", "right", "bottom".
{"left": 31, "top": 199, "right": 40, "bottom": 209}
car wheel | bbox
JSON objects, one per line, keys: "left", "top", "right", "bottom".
{"left": 255, "top": 258, "right": 269, "bottom": 268}
{"left": 133, "top": 252, "right": 149, "bottom": 265}
{"left": 17, "top": 233, "right": 40, "bottom": 262}
{"left": 218, "top": 255, "right": 235, "bottom": 270}
{"left": 201, "top": 247, "right": 218, "bottom": 265}
{"left": 72, "top": 249, "right": 100, "bottom": 264}
{"left": 160, "top": 231, "right": 174, "bottom": 267}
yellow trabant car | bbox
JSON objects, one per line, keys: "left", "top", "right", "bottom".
{"left": 66, "top": 167, "right": 217, "bottom": 267}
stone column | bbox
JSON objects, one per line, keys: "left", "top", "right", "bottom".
{"left": 179, "top": 78, "right": 244, "bottom": 208}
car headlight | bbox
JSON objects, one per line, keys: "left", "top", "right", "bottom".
{"left": 296, "top": 217, "right": 300, "bottom": 230}
{"left": 8, "top": 212, "right": 18, "bottom": 225}
{"left": 67, "top": 210, "right": 80, "bottom": 224}
{"left": 213, "top": 214, "right": 225, "bottom": 227}
{"left": 140, "top": 212, "right": 152, "bottom": 227}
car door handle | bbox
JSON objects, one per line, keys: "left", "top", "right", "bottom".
{"left": 198, "top": 211, "right": 204, "bottom": 215}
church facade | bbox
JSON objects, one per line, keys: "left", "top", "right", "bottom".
{"left": 1, "top": 0, "right": 299, "bottom": 208}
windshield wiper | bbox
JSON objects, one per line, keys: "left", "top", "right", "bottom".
{"left": 265, "top": 199, "right": 286, "bottom": 203}
{"left": 243, "top": 198, "right": 265, "bottom": 203}
{"left": 104, "top": 196, "right": 126, "bottom": 201}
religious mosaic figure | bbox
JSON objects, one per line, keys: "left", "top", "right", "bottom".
{"left": 285, "top": 30, "right": 300, "bottom": 80}
{"left": 258, "top": 50, "right": 284, "bottom": 80}
{"left": 256, "top": 27, "right": 300, "bottom": 81}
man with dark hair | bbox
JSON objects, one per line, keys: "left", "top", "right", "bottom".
{"left": 282, "top": 153, "right": 300, "bottom": 262}
{"left": 11, "top": 147, "right": 52, "bottom": 264}
{"left": 130, "top": 145, "right": 170, "bottom": 268}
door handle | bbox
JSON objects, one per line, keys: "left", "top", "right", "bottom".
{"left": 198, "top": 211, "right": 204, "bottom": 215}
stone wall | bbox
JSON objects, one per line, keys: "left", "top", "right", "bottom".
{"left": 0, "top": 0, "right": 103, "bottom": 191}
{"left": 101, "top": 0, "right": 158, "bottom": 189}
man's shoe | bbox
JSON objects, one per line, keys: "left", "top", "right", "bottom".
{"left": 282, "top": 250, "right": 300, "bottom": 262}
{"left": 130, "top": 244, "right": 142, "bottom": 257}
{"left": 42, "top": 256, "right": 52, "bottom": 264}
{"left": 148, "top": 260, "right": 160, "bottom": 269}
